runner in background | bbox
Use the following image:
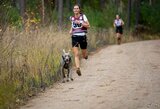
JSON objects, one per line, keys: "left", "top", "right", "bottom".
{"left": 113, "top": 14, "right": 124, "bottom": 45}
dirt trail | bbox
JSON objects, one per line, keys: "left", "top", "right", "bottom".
{"left": 21, "top": 40, "right": 160, "bottom": 109}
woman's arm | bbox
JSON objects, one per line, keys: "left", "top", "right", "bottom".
{"left": 82, "top": 14, "right": 90, "bottom": 28}
{"left": 113, "top": 23, "right": 116, "bottom": 27}
{"left": 82, "top": 21, "right": 90, "bottom": 28}
{"left": 69, "top": 26, "right": 72, "bottom": 35}
{"left": 113, "top": 20, "right": 116, "bottom": 27}
{"left": 121, "top": 19, "right": 124, "bottom": 25}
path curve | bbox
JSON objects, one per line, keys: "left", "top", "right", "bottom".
{"left": 21, "top": 40, "right": 160, "bottom": 109}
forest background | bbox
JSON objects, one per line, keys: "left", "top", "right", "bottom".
{"left": 0, "top": 0, "right": 160, "bottom": 108}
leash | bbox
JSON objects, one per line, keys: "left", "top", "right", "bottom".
{"left": 73, "top": 42, "right": 79, "bottom": 47}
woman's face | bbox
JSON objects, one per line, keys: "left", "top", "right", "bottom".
{"left": 116, "top": 15, "right": 120, "bottom": 19}
{"left": 73, "top": 5, "right": 80, "bottom": 15}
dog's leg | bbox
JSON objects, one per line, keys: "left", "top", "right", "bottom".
{"left": 62, "top": 67, "right": 66, "bottom": 83}
{"left": 69, "top": 68, "right": 74, "bottom": 81}
{"left": 67, "top": 68, "right": 70, "bottom": 82}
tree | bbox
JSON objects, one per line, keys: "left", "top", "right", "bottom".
{"left": 100, "top": 0, "right": 106, "bottom": 9}
{"left": 41, "top": 0, "right": 45, "bottom": 25}
{"left": 18, "top": 0, "right": 26, "bottom": 18}
{"left": 76, "top": 0, "right": 81, "bottom": 6}
{"left": 18, "top": 0, "right": 26, "bottom": 28}
{"left": 127, "top": 0, "right": 131, "bottom": 30}
{"left": 66, "top": 0, "right": 71, "bottom": 11}
{"left": 58, "top": 0, "right": 63, "bottom": 31}
{"left": 55, "top": 0, "right": 58, "bottom": 11}
{"left": 115, "top": 0, "right": 120, "bottom": 12}
{"left": 11, "top": 0, "right": 16, "bottom": 7}
{"left": 149, "top": 0, "right": 152, "bottom": 5}
{"left": 135, "top": 0, "right": 140, "bottom": 26}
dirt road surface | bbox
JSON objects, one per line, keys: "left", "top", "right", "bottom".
{"left": 21, "top": 40, "right": 160, "bottom": 109}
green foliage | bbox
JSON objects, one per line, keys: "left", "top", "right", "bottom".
{"left": 26, "top": 0, "right": 40, "bottom": 12}
{"left": 83, "top": 0, "right": 100, "bottom": 9}
{"left": 84, "top": 7, "right": 104, "bottom": 27}
{"left": 103, "top": 3, "right": 117, "bottom": 27}
{"left": 141, "top": 3, "right": 160, "bottom": 33}
{"left": 83, "top": 3, "right": 117, "bottom": 28}
{"left": 8, "top": 6, "right": 22, "bottom": 28}
{"left": 0, "top": 83, "right": 16, "bottom": 109}
{"left": 0, "top": 3, "right": 22, "bottom": 28}
{"left": 1, "top": 0, "right": 160, "bottom": 33}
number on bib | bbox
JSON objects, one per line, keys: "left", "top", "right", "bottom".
{"left": 73, "top": 22, "right": 82, "bottom": 28}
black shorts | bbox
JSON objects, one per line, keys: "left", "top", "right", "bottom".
{"left": 72, "top": 35, "right": 87, "bottom": 49}
{"left": 116, "top": 26, "right": 123, "bottom": 34}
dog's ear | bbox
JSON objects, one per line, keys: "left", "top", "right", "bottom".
{"left": 62, "top": 55, "right": 65, "bottom": 60}
{"left": 63, "top": 49, "right": 65, "bottom": 53}
{"left": 68, "top": 49, "right": 71, "bottom": 54}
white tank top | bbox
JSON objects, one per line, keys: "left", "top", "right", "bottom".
{"left": 114, "top": 19, "right": 123, "bottom": 27}
{"left": 70, "top": 14, "right": 88, "bottom": 36}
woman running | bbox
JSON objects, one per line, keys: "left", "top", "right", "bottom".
{"left": 69, "top": 4, "right": 90, "bottom": 76}
{"left": 113, "top": 14, "right": 124, "bottom": 45}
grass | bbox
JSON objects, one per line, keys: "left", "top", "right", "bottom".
{"left": 0, "top": 25, "right": 159, "bottom": 109}
{"left": 0, "top": 26, "right": 72, "bottom": 108}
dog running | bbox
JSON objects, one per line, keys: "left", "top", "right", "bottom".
{"left": 61, "top": 49, "right": 73, "bottom": 83}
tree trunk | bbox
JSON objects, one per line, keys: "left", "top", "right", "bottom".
{"left": 115, "top": 0, "right": 120, "bottom": 12}
{"left": 55, "top": 0, "right": 58, "bottom": 11}
{"left": 127, "top": 0, "right": 131, "bottom": 30}
{"left": 149, "top": 0, "right": 152, "bottom": 5}
{"left": 11, "top": 0, "right": 16, "bottom": 7}
{"left": 76, "top": 0, "right": 81, "bottom": 6}
{"left": 18, "top": 0, "right": 26, "bottom": 28}
{"left": 19, "top": 0, "right": 26, "bottom": 18}
{"left": 100, "top": 0, "right": 105, "bottom": 9}
{"left": 66, "top": 0, "right": 71, "bottom": 11}
{"left": 42, "top": 0, "right": 45, "bottom": 25}
{"left": 135, "top": 0, "right": 140, "bottom": 26}
{"left": 58, "top": 0, "right": 63, "bottom": 31}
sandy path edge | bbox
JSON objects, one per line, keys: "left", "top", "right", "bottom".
{"left": 21, "top": 40, "right": 160, "bottom": 109}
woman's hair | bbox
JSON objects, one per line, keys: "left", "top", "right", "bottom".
{"left": 116, "top": 14, "right": 120, "bottom": 18}
{"left": 74, "top": 4, "right": 82, "bottom": 14}
{"left": 74, "top": 4, "right": 80, "bottom": 8}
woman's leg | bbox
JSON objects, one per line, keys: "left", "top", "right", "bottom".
{"left": 72, "top": 47, "right": 81, "bottom": 76}
{"left": 81, "top": 49, "right": 88, "bottom": 59}
{"left": 118, "top": 27, "right": 123, "bottom": 45}
{"left": 119, "top": 33, "right": 122, "bottom": 44}
{"left": 80, "top": 36, "right": 88, "bottom": 59}
{"left": 72, "top": 47, "right": 80, "bottom": 68}
{"left": 116, "top": 33, "right": 120, "bottom": 44}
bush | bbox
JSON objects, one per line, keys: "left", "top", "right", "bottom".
{"left": 0, "top": 3, "right": 22, "bottom": 28}
{"left": 83, "top": 3, "right": 117, "bottom": 28}
{"left": 141, "top": 3, "right": 160, "bottom": 33}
